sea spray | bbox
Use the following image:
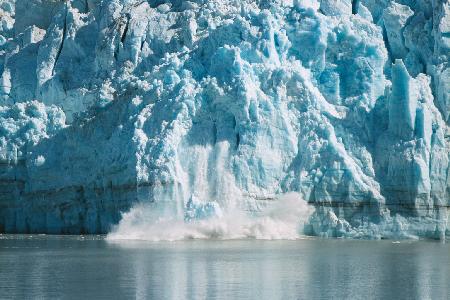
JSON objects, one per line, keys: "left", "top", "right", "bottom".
{"left": 107, "top": 192, "right": 315, "bottom": 241}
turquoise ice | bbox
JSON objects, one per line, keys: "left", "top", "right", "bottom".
{"left": 0, "top": 0, "right": 449, "bottom": 239}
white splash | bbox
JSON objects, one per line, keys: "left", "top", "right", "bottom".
{"left": 106, "top": 192, "right": 315, "bottom": 241}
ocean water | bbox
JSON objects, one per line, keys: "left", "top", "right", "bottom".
{"left": 0, "top": 235, "right": 449, "bottom": 299}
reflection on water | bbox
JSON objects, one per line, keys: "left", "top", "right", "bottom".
{"left": 0, "top": 236, "right": 449, "bottom": 299}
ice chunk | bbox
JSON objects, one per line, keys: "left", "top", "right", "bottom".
{"left": 319, "top": 0, "right": 352, "bottom": 16}
{"left": 388, "top": 59, "right": 416, "bottom": 139}
{"left": 382, "top": 2, "right": 414, "bottom": 59}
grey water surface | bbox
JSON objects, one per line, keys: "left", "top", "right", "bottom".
{"left": 0, "top": 235, "right": 449, "bottom": 299}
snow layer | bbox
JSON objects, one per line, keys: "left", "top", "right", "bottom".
{"left": 0, "top": 0, "right": 449, "bottom": 239}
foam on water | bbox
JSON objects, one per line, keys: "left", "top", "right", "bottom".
{"left": 107, "top": 193, "right": 315, "bottom": 241}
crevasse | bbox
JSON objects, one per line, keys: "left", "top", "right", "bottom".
{"left": 0, "top": 0, "right": 449, "bottom": 239}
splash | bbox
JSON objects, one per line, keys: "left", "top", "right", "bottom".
{"left": 106, "top": 193, "right": 315, "bottom": 241}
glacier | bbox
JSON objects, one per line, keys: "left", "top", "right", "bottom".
{"left": 0, "top": 0, "right": 449, "bottom": 239}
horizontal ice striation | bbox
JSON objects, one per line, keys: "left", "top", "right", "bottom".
{"left": 0, "top": 0, "right": 449, "bottom": 238}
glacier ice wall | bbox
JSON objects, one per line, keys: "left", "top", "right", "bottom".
{"left": 0, "top": 0, "right": 449, "bottom": 238}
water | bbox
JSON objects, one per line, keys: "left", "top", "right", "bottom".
{"left": 0, "top": 235, "right": 449, "bottom": 299}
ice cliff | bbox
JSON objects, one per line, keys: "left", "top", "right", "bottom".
{"left": 0, "top": 0, "right": 449, "bottom": 239}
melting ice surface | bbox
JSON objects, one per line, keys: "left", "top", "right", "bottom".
{"left": 107, "top": 193, "right": 315, "bottom": 241}
{"left": 0, "top": 0, "right": 449, "bottom": 239}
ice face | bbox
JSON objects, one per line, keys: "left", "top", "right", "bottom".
{"left": 0, "top": 0, "right": 448, "bottom": 239}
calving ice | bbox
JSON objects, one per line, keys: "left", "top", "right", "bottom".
{"left": 0, "top": 0, "right": 448, "bottom": 239}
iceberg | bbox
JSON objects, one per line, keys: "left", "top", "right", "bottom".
{"left": 0, "top": 0, "right": 448, "bottom": 239}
